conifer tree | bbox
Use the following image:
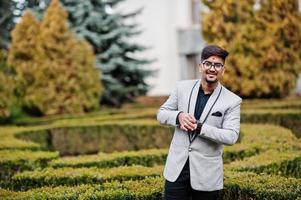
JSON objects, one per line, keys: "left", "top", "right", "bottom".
{"left": 7, "top": 11, "right": 40, "bottom": 102}
{"left": 0, "top": 1, "right": 16, "bottom": 49}
{"left": 8, "top": 0, "right": 102, "bottom": 115}
{"left": 0, "top": 0, "right": 36, "bottom": 49}
{"left": 201, "top": 0, "right": 301, "bottom": 98}
{"left": 0, "top": 50, "right": 13, "bottom": 119}
{"left": 27, "top": 0, "right": 152, "bottom": 106}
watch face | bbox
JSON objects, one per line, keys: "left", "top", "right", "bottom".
{"left": 197, "top": 122, "right": 202, "bottom": 129}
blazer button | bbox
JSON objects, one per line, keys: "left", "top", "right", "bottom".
{"left": 188, "top": 147, "right": 192, "bottom": 152}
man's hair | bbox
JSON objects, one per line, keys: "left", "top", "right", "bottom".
{"left": 201, "top": 45, "right": 229, "bottom": 62}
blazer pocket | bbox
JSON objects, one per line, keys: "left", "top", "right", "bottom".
{"left": 207, "top": 114, "right": 223, "bottom": 128}
{"left": 211, "top": 111, "right": 223, "bottom": 117}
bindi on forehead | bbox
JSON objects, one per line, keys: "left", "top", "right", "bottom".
{"left": 208, "top": 56, "right": 223, "bottom": 64}
{"left": 209, "top": 56, "right": 220, "bottom": 60}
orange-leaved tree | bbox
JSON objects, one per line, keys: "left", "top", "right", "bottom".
{"left": 8, "top": 0, "right": 102, "bottom": 115}
{"left": 0, "top": 50, "right": 14, "bottom": 119}
{"left": 201, "top": 0, "right": 301, "bottom": 98}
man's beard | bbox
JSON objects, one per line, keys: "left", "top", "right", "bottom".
{"left": 205, "top": 78, "right": 218, "bottom": 84}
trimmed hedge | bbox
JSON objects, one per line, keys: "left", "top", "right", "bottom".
{"left": 242, "top": 99, "right": 301, "bottom": 110}
{"left": 0, "top": 150, "right": 58, "bottom": 180}
{"left": 13, "top": 107, "right": 156, "bottom": 126}
{"left": 0, "top": 184, "right": 99, "bottom": 200}
{"left": 0, "top": 102, "right": 301, "bottom": 200}
{"left": 0, "top": 177, "right": 164, "bottom": 200}
{"left": 222, "top": 171, "right": 301, "bottom": 200}
{"left": 11, "top": 98, "right": 301, "bottom": 126}
{"left": 5, "top": 165, "right": 162, "bottom": 190}
{"left": 48, "top": 124, "right": 292, "bottom": 170}
{"left": 226, "top": 125, "right": 301, "bottom": 178}
{"left": 2, "top": 173, "right": 301, "bottom": 200}
{"left": 231, "top": 151, "right": 301, "bottom": 178}
{"left": 1, "top": 106, "right": 300, "bottom": 155}
{"left": 0, "top": 127, "right": 41, "bottom": 151}
{"left": 241, "top": 109, "right": 301, "bottom": 138}
{"left": 13, "top": 117, "right": 300, "bottom": 157}
{"left": 47, "top": 125, "right": 275, "bottom": 169}
{"left": 16, "top": 123, "right": 173, "bottom": 155}
{"left": 4, "top": 124, "right": 300, "bottom": 194}
{"left": 50, "top": 149, "right": 167, "bottom": 168}
{"left": 50, "top": 146, "right": 260, "bottom": 169}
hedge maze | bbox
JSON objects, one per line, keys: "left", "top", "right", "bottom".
{"left": 0, "top": 99, "right": 301, "bottom": 199}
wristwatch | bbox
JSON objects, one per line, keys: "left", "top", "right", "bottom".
{"left": 196, "top": 120, "right": 203, "bottom": 133}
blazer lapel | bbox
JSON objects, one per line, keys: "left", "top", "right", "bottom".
{"left": 198, "top": 82, "right": 222, "bottom": 122}
{"left": 188, "top": 80, "right": 201, "bottom": 116}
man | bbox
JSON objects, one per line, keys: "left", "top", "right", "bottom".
{"left": 157, "top": 45, "right": 242, "bottom": 200}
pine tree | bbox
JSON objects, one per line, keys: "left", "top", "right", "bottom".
{"left": 201, "top": 0, "right": 301, "bottom": 98}
{"left": 0, "top": 0, "right": 38, "bottom": 49}
{"left": 0, "top": 1, "right": 16, "bottom": 49}
{"left": 8, "top": 0, "right": 102, "bottom": 116}
{"left": 27, "top": 0, "right": 152, "bottom": 106}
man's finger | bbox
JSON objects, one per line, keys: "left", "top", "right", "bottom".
{"left": 184, "top": 121, "right": 196, "bottom": 131}
{"left": 180, "top": 125, "right": 188, "bottom": 132}
{"left": 187, "top": 114, "right": 197, "bottom": 123}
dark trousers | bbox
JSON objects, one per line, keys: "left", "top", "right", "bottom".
{"left": 164, "top": 158, "right": 220, "bottom": 200}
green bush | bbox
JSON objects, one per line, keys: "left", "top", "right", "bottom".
{"left": 0, "top": 108, "right": 301, "bottom": 199}
{"left": 12, "top": 107, "right": 156, "bottom": 126}
{"left": 235, "top": 152, "right": 301, "bottom": 178}
{"left": 0, "top": 184, "right": 98, "bottom": 200}
{"left": 241, "top": 109, "right": 301, "bottom": 138}
{"left": 6, "top": 165, "right": 162, "bottom": 190}
{"left": 50, "top": 145, "right": 261, "bottom": 169}
{"left": 0, "top": 150, "right": 58, "bottom": 180}
{"left": 16, "top": 124, "right": 173, "bottom": 155}
{"left": 0, "top": 126, "right": 41, "bottom": 151}
{"left": 222, "top": 171, "right": 301, "bottom": 200}
{"left": 2, "top": 173, "right": 301, "bottom": 200}
{"left": 242, "top": 99, "right": 301, "bottom": 110}
{"left": 50, "top": 149, "right": 167, "bottom": 168}
{"left": 227, "top": 125, "right": 301, "bottom": 179}
{"left": 0, "top": 177, "right": 164, "bottom": 200}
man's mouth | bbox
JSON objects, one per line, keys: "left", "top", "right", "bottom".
{"left": 207, "top": 74, "right": 217, "bottom": 78}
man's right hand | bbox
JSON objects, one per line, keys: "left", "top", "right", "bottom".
{"left": 178, "top": 112, "right": 197, "bottom": 132}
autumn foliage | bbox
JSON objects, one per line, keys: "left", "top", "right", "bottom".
{"left": 8, "top": 0, "right": 102, "bottom": 115}
{"left": 201, "top": 0, "right": 301, "bottom": 98}
{"left": 0, "top": 50, "right": 13, "bottom": 119}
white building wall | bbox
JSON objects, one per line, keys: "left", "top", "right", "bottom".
{"left": 117, "top": 0, "right": 193, "bottom": 96}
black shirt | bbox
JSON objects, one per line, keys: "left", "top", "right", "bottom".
{"left": 194, "top": 87, "right": 211, "bottom": 120}
{"left": 188, "top": 87, "right": 211, "bottom": 140}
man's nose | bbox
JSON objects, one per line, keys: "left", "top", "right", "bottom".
{"left": 208, "top": 66, "right": 216, "bottom": 72}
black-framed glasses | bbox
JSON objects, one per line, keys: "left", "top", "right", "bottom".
{"left": 201, "top": 60, "right": 224, "bottom": 71}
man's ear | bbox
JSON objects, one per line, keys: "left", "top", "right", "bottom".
{"left": 221, "top": 67, "right": 225, "bottom": 76}
{"left": 198, "top": 63, "right": 202, "bottom": 73}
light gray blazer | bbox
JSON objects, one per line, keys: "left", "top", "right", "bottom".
{"left": 157, "top": 79, "right": 242, "bottom": 191}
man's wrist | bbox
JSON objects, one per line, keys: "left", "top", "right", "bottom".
{"left": 176, "top": 111, "right": 183, "bottom": 125}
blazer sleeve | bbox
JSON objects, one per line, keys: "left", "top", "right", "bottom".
{"left": 198, "top": 98, "right": 242, "bottom": 145}
{"left": 156, "top": 82, "right": 182, "bottom": 126}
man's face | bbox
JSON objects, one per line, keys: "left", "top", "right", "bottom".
{"left": 199, "top": 55, "right": 225, "bottom": 84}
